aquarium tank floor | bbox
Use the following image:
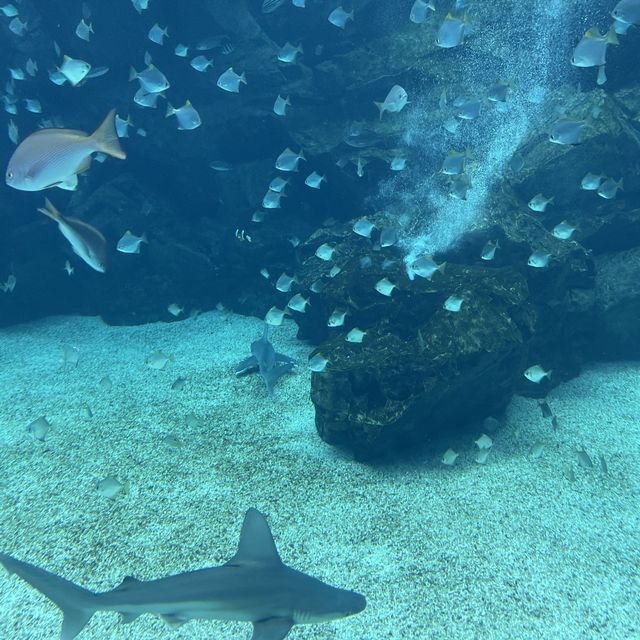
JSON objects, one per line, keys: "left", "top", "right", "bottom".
{"left": 0, "top": 311, "right": 637, "bottom": 639}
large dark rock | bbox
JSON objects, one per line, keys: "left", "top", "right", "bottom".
{"left": 592, "top": 244, "right": 640, "bottom": 359}
{"left": 294, "top": 205, "right": 595, "bottom": 457}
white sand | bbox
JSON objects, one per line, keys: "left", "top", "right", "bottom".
{"left": 0, "top": 311, "right": 638, "bottom": 640}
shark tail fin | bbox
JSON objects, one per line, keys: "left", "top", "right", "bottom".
{"left": 0, "top": 553, "right": 97, "bottom": 640}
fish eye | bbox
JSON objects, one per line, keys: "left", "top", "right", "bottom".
{"left": 6, "top": 171, "right": 13, "bottom": 180}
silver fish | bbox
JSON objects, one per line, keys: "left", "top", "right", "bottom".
{"left": 165, "top": 100, "right": 201, "bottom": 130}
{"left": 9, "top": 16, "right": 27, "bottom": 36}
{"left": 275, "top": 147, "right": 305, "bottom": 172}
{"left": 190, "top": 55, "right": 213, "bottom": 72}
{"left": 549, "top": 117, "right": 585, "bottom": 145}
{"left": 436, "top": 12, "right": 469, "bottom": 48}
{"left": 308, "top": 353, "right": 329, "bottom": 372}
{"left": 528, "top": 193, "right": 554, "bottom": 212}
{"left": 129, "top": 64, "right": 170, "bottom": 93}
{"left": 217, "top": 67, "right": 246, "bottom": 93}
{"left": 441, "top": 448, "right": 459, "bottom": 465}
{"left": 6, "top": 109, "right": 126, "bottom": 191}
{"left": 58, "top": 56, "right": 91, "bottom": 87}
{"left": 148, "top": 23, "right": 169, "bottom": 45}
{"left": 441, "top": 149, "right": 469, "bottom": 176}
{"left": 275, "top": 272, "right": 295, "bottom": 293}
{"left": 410, "top": 0, "right": 435, "bottom": 24}
{"left": 523, "top": 364, "right": 551, "bottom": 383}
{"left": 410, "top": 255, "right": 446, "bottom": 279}
{"left": 273, "top": 95, "right": 291, "bottom": 116}
{"left": 443, "top": 295, "right": 464, "bottom": 312}
{"left": 117, "top": 230, "right": 147, "bottom": 254}
{"left": 145, "top": 350, "right": 174, "bottom": 370}
{"left": 527, "top": 250, "right": 551, "bottom": 268}
{"left": 481, "top": 240, "right": 499, "bottom": 261}
{"left": 552, "top": 221, "right": 577, "bottom": 240}
{"left": 612, "top": 0, "right": 640, "bottom": 26}
{"left": 27, "top": 416, "right": 51, "bottom": 442}
{"left": 374, "top": 85, "right": 408, "bottom": 120}
{"left": 571, "top": 27, "right": 618, "bottom": 69}
{"left": 75, "top": 18, "right": 94, "bottom": 42}
{"left": 580, "top": 172, "right": 604, "bottom": 190}
{"left": 96, "top": 477, "right": 128, "bottom": 499}
{"left": 597, "top": 177, "right": 623, "bottom": 199}
{"left": 352, "top": 218, "right": 376, "bottom": 238}
{"left": 305, "top": 171, "right": 326, "bottom": 189}
{"left": 287, "top": 293, "right": 309, "bottom": 313}
{"left": 575, "top": 446, "right": 593, "bottom": 469}
{"left": 277, "top": 42, "right": 303, "bottom": 63}
{"left": 380, "top": 228, "right": 398, "bottom": 248}
{"left": 328, "top": 6, "right": 354, "bottom": 29}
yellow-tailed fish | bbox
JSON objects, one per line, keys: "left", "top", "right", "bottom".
{"left": 6, "top": 109, "right": 126, "bottom": 191}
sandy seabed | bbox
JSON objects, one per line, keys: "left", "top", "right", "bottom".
{"left": 0, "top": 311, "right": 638, "bottom": 640}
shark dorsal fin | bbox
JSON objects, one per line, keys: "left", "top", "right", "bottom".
{"left": 227, "top": 509, "right": 282, "bottom": 568}
{"left": 114, "top": 575, "right": 141, "bottom": 591}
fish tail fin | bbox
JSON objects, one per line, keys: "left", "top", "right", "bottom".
{"left": 606, "top": 27, "right": 619, "bottom": 45}
{"left": 165, "top": 103, "right": 175, "bottom": 117}
{"left": 37, "top": 198, "right": 62, "bottom": 221}
{"left": 0, "top": 553, "right": 98, "bottom": 640}
{"left": 140, "top": 233, "right": 149, "bottom": 244}
{"left": 618, "top": 178, "right": 624, "bottom": 190}
{"left": 91, "top": 109, "right": 126, "bottom": 160}
{"left": 438, "top": 261, "right": 447, "bottom": 274}
{"left": 374, "top": 101, "right": 384, "bottom": 120}
{"left": 128, "top": 66, "right": 138, "bottom": 81}
{"left": 240, "top": 72, "right": 247, "bottom": 84}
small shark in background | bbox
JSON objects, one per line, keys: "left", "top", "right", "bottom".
{"left": 0, "top": 508, "right": 366, "bottom": 640}
{"left": 236, "top": 324, "right": 294, "bottom": 395}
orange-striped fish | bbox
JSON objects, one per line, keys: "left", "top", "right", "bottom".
{"left": 37, "top": 199, "right": 108, "bottom": 273}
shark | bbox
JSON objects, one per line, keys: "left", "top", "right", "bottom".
{"left": 0, "top": 509, "right": 366, "bottom": 640}
{"left": 235, "top": 324, "right": 294, "bottom": 395}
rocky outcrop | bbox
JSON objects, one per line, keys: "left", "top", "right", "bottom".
{"left": 593, "top": 243, "right": 640, "bottom": 360}
{"left": 292, "top": 204, "right": 594, "bottom": 456}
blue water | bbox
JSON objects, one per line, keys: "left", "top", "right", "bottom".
{"left": 1, "top": 0, "right": 639, "bottom": 638}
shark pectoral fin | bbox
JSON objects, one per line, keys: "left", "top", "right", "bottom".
{"left": 264, "top": 363, "right": 294, "bottom": 395}
{"left": 275, "top": 353, "right": 295, "bottom": 365}
{"left": 235, "top": 355, "right": 258, "bottom": 376}
{"left": 160, "top": 613, "right": 189, "bottom": 628}
{"left": 61, "top": 609, "right": 94, "bottom": 640}
{"left": 251, "top": 617, "right": 293, "bottom": 640}
{"left": 119, "top": 612, "right": 140, "bottom": 624}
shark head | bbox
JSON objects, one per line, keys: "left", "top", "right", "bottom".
{"left": 290, "top": 579, "right": 366, "bottom": 624}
